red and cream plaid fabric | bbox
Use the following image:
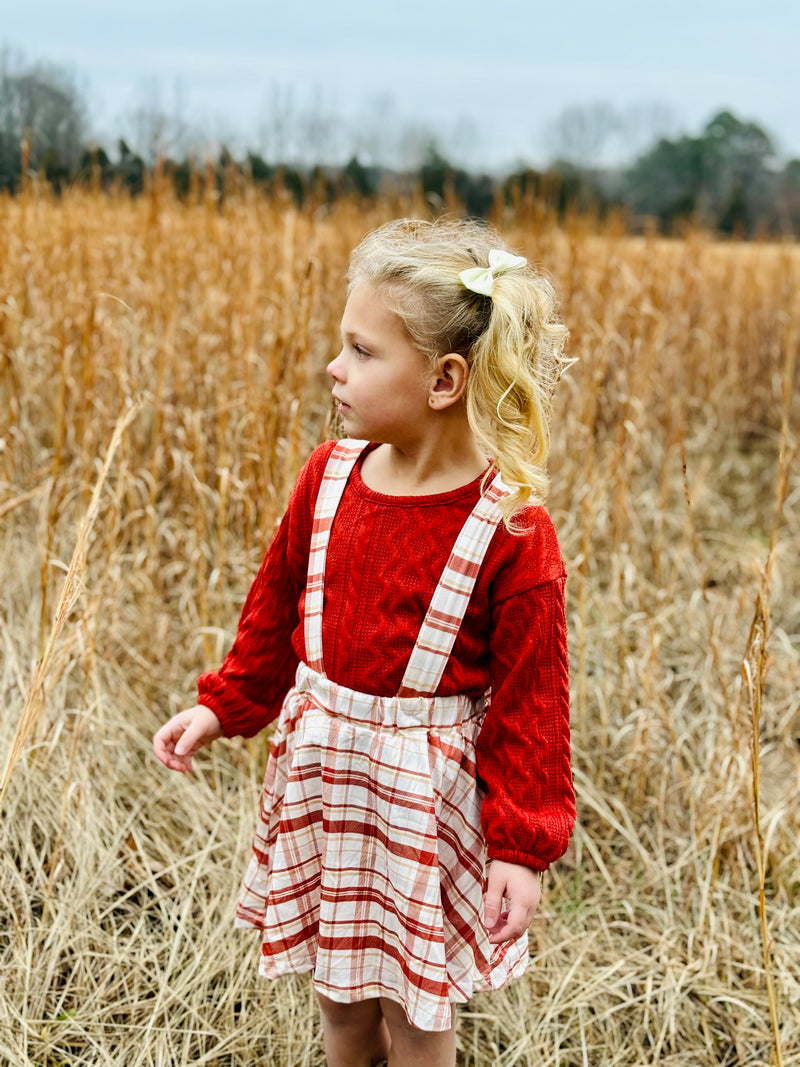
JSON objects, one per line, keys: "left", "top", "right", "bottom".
{"left": 235, "top": 440, "right": 529, "bottom": 1032}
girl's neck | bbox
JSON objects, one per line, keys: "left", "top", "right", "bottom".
{"left": 360, "top": 423, "right": 489, "bottom": 497}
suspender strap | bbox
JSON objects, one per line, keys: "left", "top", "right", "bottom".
{"left": 303, "top": 439, "right": 368, "bottom": 673}
{"left": 398, "top": 474, "right": 507, "bottom": 696}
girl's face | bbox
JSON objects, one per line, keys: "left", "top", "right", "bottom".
{"left": 327, "top": 283, "right": 433, "bottom": 445}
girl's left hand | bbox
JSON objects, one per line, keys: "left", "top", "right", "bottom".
{"left": 483, "top": 860, "right": 542, "bottom": 944}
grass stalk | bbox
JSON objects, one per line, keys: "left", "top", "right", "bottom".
{"left": 739, "top": 329, "right": 796, "bottom": 1067}
{"left": 0, "top": 399, "right": 141, "bottom": 807}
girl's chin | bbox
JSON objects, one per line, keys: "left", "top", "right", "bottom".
{"left": 341, "top": 412, "right": 363, "bottom": 432}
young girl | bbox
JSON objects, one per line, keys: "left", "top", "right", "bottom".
{"left": 154, "top": 218, "right": 575, "bottom": 1067}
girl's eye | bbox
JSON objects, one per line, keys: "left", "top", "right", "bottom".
{"left": 353, "top": 344, "right": 370, "bottom": 360}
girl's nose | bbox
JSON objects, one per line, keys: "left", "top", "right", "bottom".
{"left": 327, "top": 352, "right": 344, "bottom": 381}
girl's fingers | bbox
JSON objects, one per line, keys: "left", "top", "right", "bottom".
{"left": 483, "top": 866, "right": 508, "bottom": 933}
{"left": 173, "top": 721, "right": 201, "bottom": 756}
{"left": 152, "top": 721, "right": 180, "bottom": 757}
{"left": 153, "top": 720, "right": 193, "bottom": 771}
{"left": 153, "top": 706, "right": 222, "bottom": 773}
{"left": 487, "top": 900, "right": 529, "bottom": 943}
{"left": 484, "top": 861, "right": 542, "bottom": 943}
{"left": 174, "top": 707, "right": 223, "bottom": 754}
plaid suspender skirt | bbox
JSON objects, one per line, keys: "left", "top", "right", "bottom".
{"left": 235, "top": 440, "right": 529, "bottom": 1032}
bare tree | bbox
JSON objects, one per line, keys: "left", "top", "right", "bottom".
{"left": 123, "top": 76, "right": 202, "bottom": 163}
{"left": 544, "top": 100, "right": 679, "bottom": 169}
{"left": 256, "top": 83, "right": 345, "bottom": 166}
{"left": 348, "top": 93, "right": 398, "bottom": 168}
{"left": 617, "top": 102, "right": 679, "bottom": 161}
{"left": 257, "top": 83, "right": 298, "bottom": 163}
{"left": 545, "top": 103, "right": 621, "bottom": 168}
{"left": 0, "top": 48, "right": 88, "bottom": 183}
{"left": 296, "top": 87, "right": 342, "bottom": 166}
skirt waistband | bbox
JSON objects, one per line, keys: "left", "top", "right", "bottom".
{"left": 293, "top": 662, "right": 485, "bottom": 730}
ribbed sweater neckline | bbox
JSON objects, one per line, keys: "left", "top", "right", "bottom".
{"left": 350, "top": 443, "right": 492, "bottom": 508}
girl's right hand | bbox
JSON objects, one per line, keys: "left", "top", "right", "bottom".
{"left": 153, "top": 705, "right": 223, "bottom": 773}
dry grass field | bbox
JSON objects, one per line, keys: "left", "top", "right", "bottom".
{"left": 1, "top": 179, "right": 799, "bottom": 1066}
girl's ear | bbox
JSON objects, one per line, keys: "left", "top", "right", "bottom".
{"left": 429, "top": 353, "right": 469, "bottom": 410}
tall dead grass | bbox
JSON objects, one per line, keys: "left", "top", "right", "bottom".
{"left": 1, "top": 179, "right": 798, "bottom": 1066}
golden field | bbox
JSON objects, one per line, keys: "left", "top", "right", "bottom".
{"left": 1, "top": 180, "right": 799, "bottom": 1066}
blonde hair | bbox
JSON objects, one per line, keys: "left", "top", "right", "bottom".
{"left": 347, "top": 217, "right": 570, "bottom": 529}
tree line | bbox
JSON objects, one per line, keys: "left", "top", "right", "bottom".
{"left": 2, "top": 51, "right": 799, "bottom": 236}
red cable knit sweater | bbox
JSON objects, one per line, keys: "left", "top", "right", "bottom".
{"left": 198, "top": 441, "right": 575, "bottom": 872}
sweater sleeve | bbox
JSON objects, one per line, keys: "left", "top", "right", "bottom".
{"left": 476, "top": 574, "right": 576, "bottom": 872}
{"left": 196, "top": 441, "right": 335, "bottom": 738}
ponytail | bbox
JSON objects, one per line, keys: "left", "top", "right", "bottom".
{"left": 465, "top": 270, "right": 568, "bottom": 528}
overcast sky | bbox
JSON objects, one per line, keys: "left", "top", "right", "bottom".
{"left": 3, "top": 0, "right": 797, "bottom": 170}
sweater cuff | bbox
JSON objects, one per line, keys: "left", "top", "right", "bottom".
{"left": 486, "top": 847, "right": 549, "bottom": 873}
{"left": 197, "top": 670, "right": 279, "bottom": 738}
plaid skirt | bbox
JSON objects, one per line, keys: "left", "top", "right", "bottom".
{"left": 235, "top": 662, "right": 530, "bottom": 1032}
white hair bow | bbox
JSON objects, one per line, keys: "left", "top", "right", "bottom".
{"left": 459, "top": 248, "right": 527, "bottom": 297}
